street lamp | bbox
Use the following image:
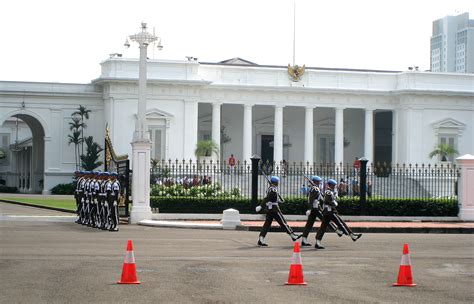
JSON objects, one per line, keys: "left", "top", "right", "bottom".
{"left": 124, "top": 22, "right": 163, "bottom": 224}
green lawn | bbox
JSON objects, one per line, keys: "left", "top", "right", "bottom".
{"left": 2, "top": 197, "right": 76, "bottom": 211}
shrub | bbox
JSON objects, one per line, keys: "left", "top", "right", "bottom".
{"left": 0, "top": 185, "right": 18, "bottom": 193}
{"left": 150, "top": 183, "right": 241, "bottom": 199}
{"left": 51, "top": 182, "right": 76, "bottom": 195}
{"left": 149, "top": 196, "right": 458, "bottom": 216}
{"left": 150, "top": 196, "right": 253, "bottom": 213}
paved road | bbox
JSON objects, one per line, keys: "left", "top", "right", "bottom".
{"left": 1, "top": 203, "right": 473, "bottom": 304}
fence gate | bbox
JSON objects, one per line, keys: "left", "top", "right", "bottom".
{"left": 104, "top": 127, "right": 131, "bottom": 218}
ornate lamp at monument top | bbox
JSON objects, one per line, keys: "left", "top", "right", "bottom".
{"left": 125, "top": 22, "right": 163, "bottom": 142}
{"left": 124, "top": 22, "right": 163, "bottom": 224}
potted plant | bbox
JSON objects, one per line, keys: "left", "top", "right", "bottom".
{"left": 195, "top": 140, "right": 219, "bottom": 163}
{"left": 429, "top": 143, "right": 458, "bottom": 162}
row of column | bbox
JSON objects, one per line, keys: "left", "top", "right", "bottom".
{"left": 210, "top": 104, "right": 375, "bottom": 164}
{"left": 16, "top": 147, "right": 33, "bottom": 192}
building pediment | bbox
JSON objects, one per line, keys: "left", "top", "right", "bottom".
{"left": 316, "top": 117, "right": 335, "bottom": 128}
{"left": 254, "top": 115, "right": 289, "bottom": 126}
{"left": 145, "top": 108, "right": 173, "bottom": 120}
{"left": 431, "top": 118, "right": 465, "bottom": 135}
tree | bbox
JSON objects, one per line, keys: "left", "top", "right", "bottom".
{"left": 195, "top": 140, "right": 219, "bottom": 158}
{"left": 220, "top": 125, "right": 231, "bottom": 160}
{"left": 80, "top": 136, "right": 104, "bottom": 171}
{"left": 429, "top": 143, "right": 459, "bottom": 161}
{"left": 67, "top": 130, "right": 81, "bottom": 170}
{"left": 72, "top": 105, "right": 91, "bottom": 157}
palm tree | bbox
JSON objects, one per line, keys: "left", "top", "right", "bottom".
{"left": 429, "top": 143, "right": 459, "bottom": 162}
{"left": 67, "top": 130, "right": 82, "bottom": 170}
{"left": 195, "top": 140, "right": 219, "bottom": 158}
{"left": 72, "top": 105, "right": 91, "bottom": 157}
{"left": 68, "top": 116, "right": 84, "bottom": 170}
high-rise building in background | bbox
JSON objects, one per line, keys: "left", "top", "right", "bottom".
{"left": 430, "top": 12, "right": 474, "bottom": 73}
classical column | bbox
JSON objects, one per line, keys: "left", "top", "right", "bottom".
{"left": 242, "top": 104, "right": 253, "bottom": 162}
{"left": 42, "top": 136, "right": 52, "bottom": 194}
{"left": 19, "top": 150, "right": 23, "bottom": 190}
{"left": 28, "top": 147, "right": 33, "bottom": 192}
{"left": 183, "top": 100, "right": 198, "bottom": 161}
{"left": 364, "top": 108, "right": 374, "bottom": 164}
{"left": 211, "top": 102, "right": 222, "bottom": 162}
{"left": 392, "top": 108, "right": 399, "bottom": 165}
{"left": 23, "top": 149, "right": 27, "bottom": 191}
{"left": 273, "top": 105, "right": 284, "bottom": 166}
{"left": 335, "top": 107, "right": 344, "bottom": 165}
{"left": 304, "top": 106, "right": 314, "bottom": 164}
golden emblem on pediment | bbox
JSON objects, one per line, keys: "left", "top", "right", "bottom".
{"left": 287, "top": 64, "right": 305, "bottom": 82}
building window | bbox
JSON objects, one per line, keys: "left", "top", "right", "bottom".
{"left": 431, "top": 118, "right": 465, "bottom": 163}
{"left": 149, "top": 127, "right": 166, "bottom": 160}
{"left": 439, "top": 135, "right": 457, "bottom": 162}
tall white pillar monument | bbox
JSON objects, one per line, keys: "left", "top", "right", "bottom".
{"left": 125, "top": 22, "right": 163, "bottom": 224}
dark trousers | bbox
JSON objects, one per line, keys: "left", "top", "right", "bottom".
{"left": 302, "top": 208, "right": 338, "bottom": 238}
{"left": 316, "top": 209, "right": 353, "bottom": 241}
{"left": 108, "top": 200, "right": 119, "bottom": 229}
{"left": 259, "top": 208, "right": 294, "bottom": 238}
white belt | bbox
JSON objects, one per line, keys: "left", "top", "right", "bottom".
{"left": 266, "top": 202, "right": 279, "bottom": 210}
{"left": 324, "top": 205, "right": 333, "bottom": 212}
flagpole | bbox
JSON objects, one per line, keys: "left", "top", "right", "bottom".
{"left": 293, "top": 2, "right": 296, "bottom": 66}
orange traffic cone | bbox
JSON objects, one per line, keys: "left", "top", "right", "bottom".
{"left": 393, "top": 243, "right": 416, "bottom": 287}
{"left": 117, "top": 240, "right": 141, "bottom": 284}
{"left": 285, "top": 242, "right": 307, "bottom": 285}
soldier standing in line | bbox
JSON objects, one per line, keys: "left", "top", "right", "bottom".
{"left": 80, "top": 171, "right": 91, "bottom": 225}
{"left": 301, "top": 175, "right": 343, "bottom": 247}
{"left": 107, "top": 172, "right": 120, "bottom": 232}
{"left": 315, "top": 179, "right": 362, "bottom": 249}
{"left": 85, "top": 171, "right": 96, "bottom": 227}
{"left": 74, "top": 171, "right": 83, "bottom": 224}
{"left": 89, "top": 171, "right": 100, "bottom": 228}
{"left": 97, "top": 172, "right": 109, "bottom": 230}
{"left": 255, "top": 176, "right": 301, "bottom": 246}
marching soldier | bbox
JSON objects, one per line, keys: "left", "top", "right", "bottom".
{"left": 256, "top": 176, "right": 301, "bottom": 246}
{"left": 301, "top": 176, "right": 343, "bottom": 246}
{"left": 315, "top": 179, "right": 362, "bottom": 249}
{"left": 106, "top": 172, "right": 120, "bottom": 232}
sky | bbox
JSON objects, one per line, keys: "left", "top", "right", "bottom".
{"left": 1, "top": 0, "right": 473, "bottom": 83}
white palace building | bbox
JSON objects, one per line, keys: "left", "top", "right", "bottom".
{"left": 0, "top": 57, "right": 473, "bottom": 194}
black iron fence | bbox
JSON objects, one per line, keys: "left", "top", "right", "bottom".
{"left": 150, "top": 159, "right": 459, "bottom": 202}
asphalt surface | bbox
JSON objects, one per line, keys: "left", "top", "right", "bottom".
{"left": 1, "top": 203, "right": 473, "bottom": 304}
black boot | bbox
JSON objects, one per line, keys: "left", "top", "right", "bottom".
{"left": 290, "top": 233, "right": 302, "bottom": 242}
{"left": 258, "top": 236, "right": 268, "bottom": 246}
{"left": 314, "top": 239, "right": 325, "bottom": 249}
{"left": 351, "top": 233, "right": 362, "bottom": 242}
{"left": 301, "top": 237, "right": 312, "bottom": 247}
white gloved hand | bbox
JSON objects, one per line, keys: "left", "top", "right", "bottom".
{"left": 306, "top": 210, "right": 311, "bottom": 216}
{"left": 255, "top": 206, "right": 262, "bottom": 212}
{"left": 334, "top": 201, "right": 338, "bottom": 207}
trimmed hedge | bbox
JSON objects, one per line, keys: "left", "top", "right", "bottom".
{"left": 51, "top": 182, "right": 76, "bottom": 195}
{"left": 0, "top": 185, "right": 18, "bottom": 193}
{"left": 150, "top": 196, "right": 458, "bottom": 216}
